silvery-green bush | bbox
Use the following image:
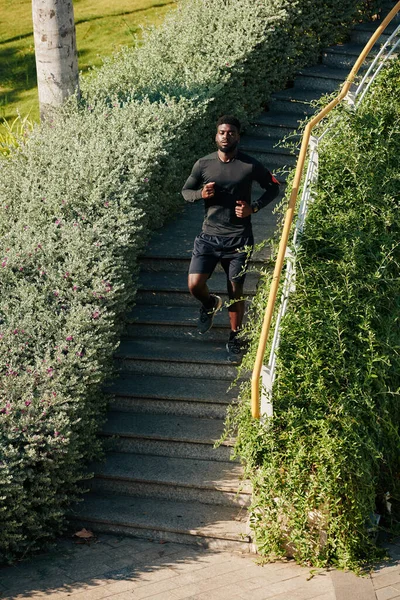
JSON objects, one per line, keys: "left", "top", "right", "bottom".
{"left": 0, "top": 0, "right": 378, "bottom": 561}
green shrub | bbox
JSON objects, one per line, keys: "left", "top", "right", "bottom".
{"left": 226, "top": 58, "right": 400, "bottom": 569}
{"left": 0, "top": 115, "right": 34, "bottom": 157}
{"left": 0, "top": 0, "right": 381, "bottom": 562}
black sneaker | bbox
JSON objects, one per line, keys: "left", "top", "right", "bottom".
{"left": 198, "top": 294, "right": 222, "bottom": 334}
{"left": 226, "top": 333, "right": 246, "bottom": 363}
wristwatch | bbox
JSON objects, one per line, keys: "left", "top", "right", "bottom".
{"left": 252, "top": 204, "right": 259, "bottom": 214}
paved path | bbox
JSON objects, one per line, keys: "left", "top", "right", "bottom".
{"left": 1, "top": 533, "right": 399, "bottom": 600}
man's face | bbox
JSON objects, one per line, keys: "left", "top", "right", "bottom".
{"left": 215, "top": 123, "right": 240, "bottom": 153}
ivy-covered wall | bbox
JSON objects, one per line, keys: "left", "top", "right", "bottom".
{"left": 227, "top": 58, "right": 400, "bottom": 569}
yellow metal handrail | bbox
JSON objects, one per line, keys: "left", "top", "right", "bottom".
{"left": 251, "top": 1, "right": 400, "bottom": 419}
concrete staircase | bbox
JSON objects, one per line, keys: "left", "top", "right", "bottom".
{"left": 71, "top": 16, "right": 397, "bottom": 550}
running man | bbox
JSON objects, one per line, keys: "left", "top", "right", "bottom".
{"left": 182, "top": 115, "right": 280, "bottom": 362}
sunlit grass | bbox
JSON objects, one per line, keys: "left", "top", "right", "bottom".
{"left": 0, "top": 0, "right": 176, "bottom": 126}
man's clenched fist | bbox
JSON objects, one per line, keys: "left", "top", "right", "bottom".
{"left": 235, "top": 200, "right": 252, "bottom": 218}
{"left": 202, "top": 182, "right": 215, "bottom": 199}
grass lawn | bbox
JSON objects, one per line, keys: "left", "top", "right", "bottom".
{"left": 0, "top": 0, "right": 176, "bottom": 125}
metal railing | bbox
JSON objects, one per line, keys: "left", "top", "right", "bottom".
{"left": 251, "top": 2, "right": 400, "bottom": 419}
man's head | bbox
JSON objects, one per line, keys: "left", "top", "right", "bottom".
{"left": 215, "top": 115, "right": 241, "bottom": 155}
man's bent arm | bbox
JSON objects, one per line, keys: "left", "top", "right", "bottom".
{"left": 251, "top": 161, "right": 280, "bottom": 212}
{"left": 182, "top": 161, "right": 204, "bottom": 203}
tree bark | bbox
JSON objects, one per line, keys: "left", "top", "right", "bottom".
{"left": 32, "top": 0, "right": 80, "bottom": 121}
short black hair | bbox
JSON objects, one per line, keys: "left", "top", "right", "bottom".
{"left": 216, "top": 115, "right": 241, "bottom": 133}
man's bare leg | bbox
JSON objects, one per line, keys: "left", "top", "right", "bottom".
{"left": 188, "top": 273, "right": 214, "bottom": 308}
{"left": 226, "top": 279, "right": 246, "bottom": 362}
{"left": 188, "top": 272, "right": 222, "bottom": 334}
{"left": 227, "top": 280, "right": 244, "bottom": 331}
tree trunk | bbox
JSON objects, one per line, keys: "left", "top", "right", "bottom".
{"left": 32, "top": 0, "right": 80, "bottom": 121}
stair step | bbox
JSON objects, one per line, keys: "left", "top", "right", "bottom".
{"left": 268, "top": 88, "right": 320, "bottom": 116}
{"left": 350, "top": 20, "right": 398, "bottom": 45}
{"left": 321, "top": 42, "right": 379, "bottom": 68}
{"left": 246, "top": 112, "right": 301, "bottom": 139}
{"left": 136, "top": 271, "right": 260, "bottom": 306}
{"left": 102, "top": 411, "right": 235, "bottom": 461}
{"left": 70, "top": 493, "right": 252, "bottom": 550}
{"left": 90, "top": 453, "right": 250, "bottom": 507}
{"left": 115, "top": 336, "right": 241, "bottom": 379}
{"left": 240, "top": 136, "right": 296, "bottom": 156}
{"left": 107, "top": 372, "right": 236, "bottom": 418}
{"left": 239, "top": 144, "right": 298, "bottom": 168}
{"left": 123, "top": 304, "right": 230, "bottom": 341}
{"left": 294, "top": 64, "right": 349, "bottom": 92}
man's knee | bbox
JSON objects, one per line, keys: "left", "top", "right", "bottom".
{"left": 188, "top": 273, "right": 209, "bottom": 296}
{"left": 228, "top": 280, "right": 244, "bottom": 300}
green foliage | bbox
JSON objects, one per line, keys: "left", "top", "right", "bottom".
{"left": 0, "top": 0, "right": 380, "bottom": 562}
{"left": 227, "top": 59, "right": 400, "bottom": 569}
{"left": 0, "top": 114, "right": 34, "bottom": 156}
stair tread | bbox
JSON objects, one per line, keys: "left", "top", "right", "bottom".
{"left": 93, "top": 452, "right": 250, "bottom": 493}
{"left": 272, "top": 88, "right": 325, "bottom": 103}
{"left": 240, "top": 137, "right": 296, "bottom": 155}
{"left": 108, "top": 372, "right": 236, "bottom": 402}
{"left": 103, "top": 411, "right": 229, "bottom": 445}
{"left": 249, "top": 111, "right": 303, "bottom": 129}
{"left": 125, "top": 305, "right": 229, "bottom": 329}
{"left": 73, "top": 493, "right": 249, "bottom": 541}
{"left": 137, "top": 271, "right": 260, "bottom": 293}
{"left": 323, "top": 41, "right": 381, "bottom": 55}
{"left": 354, "top": 20, "right": 398, "bottom": 34}
{"left": 295, "top": 64, "right": 349, "bottom": 80}
{"left": 116, "top": 336, "right": 241, "bottom": 365}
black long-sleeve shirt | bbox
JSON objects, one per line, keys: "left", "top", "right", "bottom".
{"left": 182, "top": 151, "right": 280, "bottom": 237}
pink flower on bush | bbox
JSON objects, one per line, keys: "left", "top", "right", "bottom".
{"left": 72, "top": 285, "right": 78, "bottom": 291}
{"left": 25, "top": 400, "right": 31, "bottom": 406}
{"left": 92, "top": 310, "right": 100, "bottom": 320}
{"left": 47, "top": 368, "right": 54, "bottom": 377}
{"left": 66, "top": 335, "right": 73, "bottom": 341}
{"left": 53, "top": 291, "right": 59, "bottom": 297}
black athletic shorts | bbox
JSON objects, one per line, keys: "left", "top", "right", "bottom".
{"left": 189, "top": 233, "right": 254, "bottom": 283}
